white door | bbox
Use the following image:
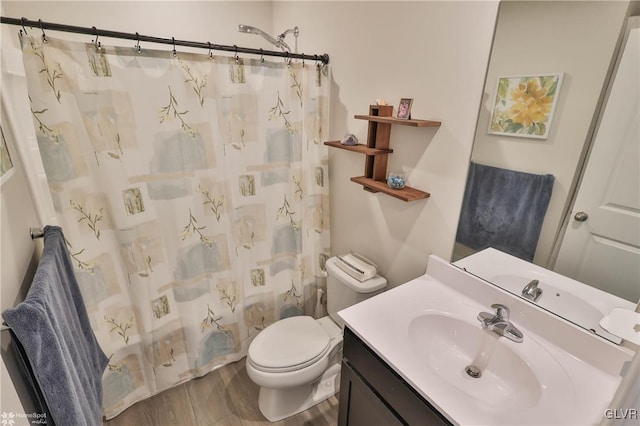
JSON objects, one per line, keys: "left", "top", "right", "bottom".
{"left": 554, "top": 22, "right": 640, "bottom": 303}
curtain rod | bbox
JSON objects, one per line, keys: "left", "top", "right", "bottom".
{"left": 0, "top": 16, "right": 330, "bottom": 65}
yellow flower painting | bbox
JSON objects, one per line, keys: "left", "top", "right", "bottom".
{"left": 488, "top": 74, "right": 563, "bottom": 139}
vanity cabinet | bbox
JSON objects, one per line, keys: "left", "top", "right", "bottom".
{"left": 324, "top": 105, "right": 441, "bottom": 202}
{"left": 338, "top": 327, "right": 452, "bottom": 426}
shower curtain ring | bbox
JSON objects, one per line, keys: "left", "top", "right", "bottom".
{"left": 233, "top": 45, "right": 239, "bottom": 63}
{"left": 302, "top": 54, "right": 305, "bottom": 67}
{"left": 208, "top": 42, "right": 213, "bottom": 60}
{"left": 135, "top": 32, "right": 141, "bottom": 54}
{"left": 259, "top": 48, "right": 264, "bottom": 64}
{"left": 92, "top": 26, "right": 101, "bottom": 49}
{"left": 20, "top": 17, "right": 28, "bottom": 36}
{"left": 172, "top": 37, "right": 177, "bottom": 57}
{"left": 39, "top": 19, "right": 47, "bottom": 42}
{"left": 286, "top": 51, "right": 291, "bottom": 66}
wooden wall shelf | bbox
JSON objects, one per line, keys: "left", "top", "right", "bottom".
{"left": 350, "top": 176, "right": 430, "bottom": 202}
{"left": 326, "top": 105, "right": 440, "bottom": 202}
{"left": 354, "top": 115, "right": 442, "bottom": 127}
{"left": 323, "top": 141, "right": 393, "bottom": 155}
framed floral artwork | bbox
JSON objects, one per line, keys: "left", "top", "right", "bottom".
{"left": 488, "top": 74, "right": 563, "bottom": 139}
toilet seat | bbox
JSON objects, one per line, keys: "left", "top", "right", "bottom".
{"left": 248, "top": 316, "right": 331, "bottom": 373}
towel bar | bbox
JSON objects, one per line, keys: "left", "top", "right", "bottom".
{"left": 2, "top": 228, "right": 47, "bottom": 330}
{"left": 1, "top": 229, "right": 46, "bottom": 331}
{"left": 30, "top": 227, "right": 44, "bottom": 239}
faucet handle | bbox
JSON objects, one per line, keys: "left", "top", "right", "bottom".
{"left": 491, "top": 304, "right": 510, "bottom": 321}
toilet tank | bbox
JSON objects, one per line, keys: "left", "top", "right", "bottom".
{"left": 325, "top": 256, "right": 387, "bottom": 327}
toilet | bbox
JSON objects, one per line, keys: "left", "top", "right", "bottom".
{"left": 246, "top": 256, "right": 387, "bottom": 421}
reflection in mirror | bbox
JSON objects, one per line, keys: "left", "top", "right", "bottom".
{"left": 452, "top": 0, "right": 639, "bottom": 341}
{"left": 553, "top": 16, "right": 640, "bottom": 304}
{"left": 454, "top": 248, "right": 635, "bottom": 344}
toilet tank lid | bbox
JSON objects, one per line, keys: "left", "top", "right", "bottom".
{"left": 326, "top": 256, "right": 387, "bottom": 293}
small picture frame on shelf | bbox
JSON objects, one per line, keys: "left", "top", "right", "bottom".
{"left": 397, "top": 98, "right": 413, "bottom": 119}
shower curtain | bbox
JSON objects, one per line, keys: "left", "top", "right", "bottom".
{"left": 19, "top": 35, "right": 330, "bottom": 418}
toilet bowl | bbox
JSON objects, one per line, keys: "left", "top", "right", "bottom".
{"left": 246, "top": 256, "right": 387, "bottom": 422}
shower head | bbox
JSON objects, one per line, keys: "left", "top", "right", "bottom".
{"left": 237, "top": 24, "right": 293, "bottom": 53}
{"left": 278, "top": 27, "right": 299, "bottom": 40}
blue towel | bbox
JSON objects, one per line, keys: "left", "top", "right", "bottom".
{"left": 2, "top": 226, "right": 108, "bottom": 425}
{"left": 456, "top": 162, "right": 555, "bottom": 262}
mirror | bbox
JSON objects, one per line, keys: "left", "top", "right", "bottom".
{"left": 452, "top": 0, "right": 639, "bottom": 341}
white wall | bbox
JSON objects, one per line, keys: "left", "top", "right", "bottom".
{"left": 0, "top": 64, "right": 39, "bottom": 426}
{"left": 1, "top": 40, "right": 54, "bottom": 314}
{"left": 274, "top": 1, "right": 499, "bottom": 287}
{"left": 470, "top": 1, "right": 629, "bottom": 266}
{"left": 0, "top": 2, "right": 42, "bottom": 416}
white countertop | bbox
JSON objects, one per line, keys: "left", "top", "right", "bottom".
{"left": 338, "top": 255, "right": 634, "bottom": 426}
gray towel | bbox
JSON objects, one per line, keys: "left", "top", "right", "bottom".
{"left": 2, "top": 226, "right": 108, "bottom": 425}
{"left": 456, "top": 162, "right": 555, "bottom": 262}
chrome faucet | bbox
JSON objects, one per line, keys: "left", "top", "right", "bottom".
{"left": 522, "top": 279, "right": 543, "bottom": 302}
{"left": 477, "top": 304, "right": 524, "bottom": 343}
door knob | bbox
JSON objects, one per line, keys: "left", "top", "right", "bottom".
{"left": 574, "top": 211, "right": 589, "bottom": 222}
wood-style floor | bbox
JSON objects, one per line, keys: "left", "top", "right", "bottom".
{"left": 103, "top": 357, "right": 339, "bottom": 426}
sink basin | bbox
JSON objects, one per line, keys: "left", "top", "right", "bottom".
{"left": 406, "top": 306, "right": 574, "bottom": 416}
